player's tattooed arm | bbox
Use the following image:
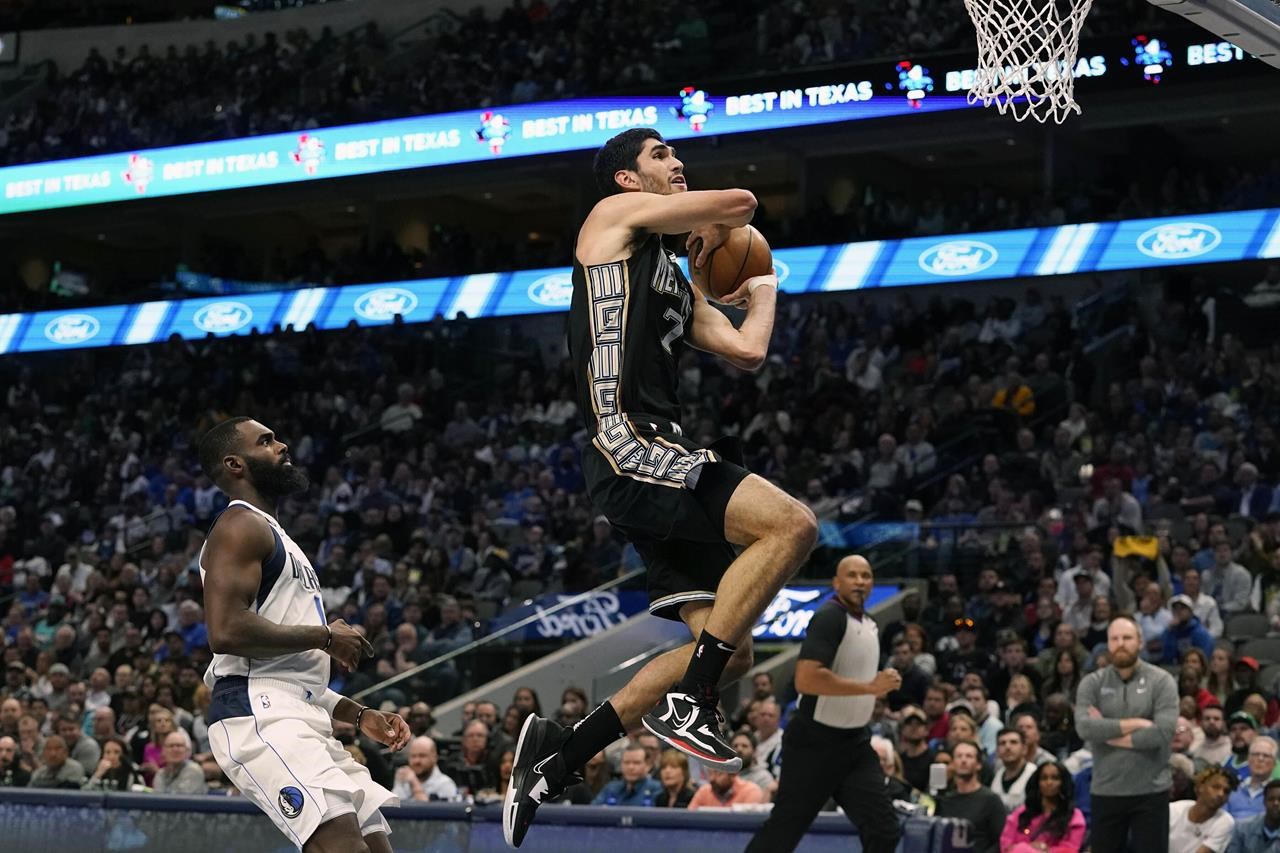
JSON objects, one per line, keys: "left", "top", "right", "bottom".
{"left": 203, "top": 509, "right": 330, "bottom": 659}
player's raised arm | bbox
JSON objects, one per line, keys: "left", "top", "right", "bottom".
{"left": 203, "top": 509, "right": 369, "bottom": 669}
{"left": 602, "top": 187, "right": 757, "bottom": 236}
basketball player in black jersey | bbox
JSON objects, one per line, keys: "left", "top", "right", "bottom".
{"left": 505, "top": 128, "right": 818, "bottom": 847}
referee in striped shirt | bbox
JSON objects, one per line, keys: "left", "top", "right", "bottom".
{"left": 745, "top": 555, "right": 903, "bottom": 853}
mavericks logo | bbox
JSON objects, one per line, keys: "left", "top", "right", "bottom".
{"left": 355, "top": 287, "right": 418, "bottom": 321}
{"left": 1136, "top": 222, "right": 1221, "bottom": 259}
{"left": 44, "top": 313, "right": 101, "bottom": 345}
{"left": 278, "top": 786, "right": 305, "bottom": 819}
{"left": 919, "top": 240, "right": 999, "bottom": 276}
{"left": 193, "top": 301, "right": 253, "bottom": 334}
{"left": 528, "top": 273, "right": 574, "bottom": 308}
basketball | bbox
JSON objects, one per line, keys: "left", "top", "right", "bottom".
{"left": 691, "top": 225, "right": 773, "bottom": 302}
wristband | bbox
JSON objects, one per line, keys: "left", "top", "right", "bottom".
{"left": 314, "top": 688, "right": 342, "bottom": 715}
{"left": 354, "top": 705, "right": 370, "bottom": 732}
{"left": 323, "top": 625, "right": 332, "bottom": 650}
{"left": 748, "top": 278, "right": 777, "bottom": 294}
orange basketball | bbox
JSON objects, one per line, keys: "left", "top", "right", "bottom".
{"left": 690, "top": 225, "right": 773, "bottom": 302}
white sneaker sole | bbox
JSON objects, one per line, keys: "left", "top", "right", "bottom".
{"left": 502, "top": 712, "right": 538, "bottom": 848}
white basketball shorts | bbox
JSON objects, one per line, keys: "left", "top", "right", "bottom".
{"left": 208, "top": 675, "right": 398, "bottom": 849}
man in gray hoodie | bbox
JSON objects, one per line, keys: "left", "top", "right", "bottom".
{"left": 1075, "top": 614, "right": 1178, "bottom": 853}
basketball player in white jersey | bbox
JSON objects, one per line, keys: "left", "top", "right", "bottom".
{"left": 198, "top": 416, "right": 411, "bottom": 853}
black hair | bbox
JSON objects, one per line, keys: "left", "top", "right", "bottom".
{"left": 592, "top": 128, "right": 664, "bottom": 196}
{"left": 197, "top": 416, "right": 253, "bottom": 484}
{"left": 1265, "top": 778, "right": 1280, "bottom": 796}
{"left": 1018, "top": 761, "right": 1075, "bottom": 840}
{"left": 1010, "top": 708, "right": 1042, "bottom": 731}
{"left": 997, "top": 726, "right": 1024, "bottom": 743}
{"left": 513, "top": 685, "right": 543, "bottom": 716}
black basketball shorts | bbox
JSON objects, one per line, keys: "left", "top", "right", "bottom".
{"left": 583, "top": 415, "right": 750, "bottom": 622}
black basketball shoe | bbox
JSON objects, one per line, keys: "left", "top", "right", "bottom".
{"left": 641, "top": 688, "right": 742, "bottom": 772}
{"left": 504, "top": 714, "right": 576, "bottom": 848}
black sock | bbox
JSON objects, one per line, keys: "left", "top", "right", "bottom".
{"left": 559, "top": 701, "right": 625, "bottom": 772}
{"left": 677, "top": 630, "right": 735, "bottom": 703}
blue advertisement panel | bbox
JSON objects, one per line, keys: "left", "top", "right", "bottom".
{"left": 3, "top": 206, "right": 1279, "bottom": 356}
{"left": 487, "top": 589, "right": 650, "bottom": 641}
{"left": 874, "top": 229, "right": 1042, "bottom": 288}
{"left": 16, "top": 304, "right": 131, "bottom": 352}
{"left": 0, "top": 32, "right": 1267, "bottom": 216}
{"left": 493, "top": 268, "right": 575, "bottom": 317}
{"left": 0, "top": 91, "right": 968, "bottom": 215}
{"left": 753, "top": 585, "right": 898, "bottom": 641}
{"left": 165, "top": 292, "right": 292, "bottom": 340}
{"left": 321, "top": 280, "right": 453, "bottom": 330}
{"left": 486, "top": 585, "right": 897, "bottom": 642}
{"left": 1094, "top": 211, "right": 1272, "bottom": 271}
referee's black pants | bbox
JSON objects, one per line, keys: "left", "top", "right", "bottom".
{"left": 744, "top": 718, "right": 900, "bottom": 853}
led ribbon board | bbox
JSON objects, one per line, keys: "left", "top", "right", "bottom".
{"left": 0, "top": 32, "right": 1266, "bottom": 215}
{"left": 2, "top": 207, "right": 1277, "bottom": 355}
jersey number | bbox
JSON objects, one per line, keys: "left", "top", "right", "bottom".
{"left": 660, "top": 308, "right": 685, "bottom": 354}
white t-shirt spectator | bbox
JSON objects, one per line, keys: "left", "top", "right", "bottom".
{"left": 991, "top": 760, "right": 1036, "bottom": 810}
{"left": 1055, "top": 566, "right": 1112, "bottom": 611}
{"left": 392, "top": 766, "right": 459, "bottom": 802}
{"left": 1168, "top": 799, "right": 1232, "bottom": 853}
{"left": 380, "top": 401, "right": 423, "bottom": 433}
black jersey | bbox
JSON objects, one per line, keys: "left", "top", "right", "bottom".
{"left": 568, "top": 233, "right": 693, "bottom": 431}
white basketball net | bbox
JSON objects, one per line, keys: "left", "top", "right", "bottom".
{"left": 962, "top": 0, "right": 1096, "bottom": 123}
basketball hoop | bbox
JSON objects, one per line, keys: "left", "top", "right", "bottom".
{"left": 963, "top": 0, "right": 1096, "bottom": 123}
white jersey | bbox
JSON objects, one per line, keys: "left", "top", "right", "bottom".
{"left": 200, "top": 499, "right": 329, "bottom": 693}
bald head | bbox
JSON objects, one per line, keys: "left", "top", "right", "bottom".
{"left": 834, "top": 554, "right": 874, "bottom": 614}
{"left": 408, "top": 736, "right": 439, "bottom": 776}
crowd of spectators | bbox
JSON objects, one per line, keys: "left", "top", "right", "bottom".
{"left": 2, "top": 0, "right": 1170, "bottom": 168}
{"left": 0, "top": 252, "right": 1278, "bottom": 849}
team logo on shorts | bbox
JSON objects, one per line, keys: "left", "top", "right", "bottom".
{"left": 278, "top": 786, "right": 305, "bottom": 819}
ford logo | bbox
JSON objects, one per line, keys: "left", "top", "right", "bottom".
{"left": 355, "top": 287, "right": 418, "bottom": 321}
{"left": 918, "top": 240, "right": 999, "bottom": 276}
{"left": 44, "top": 313, "right": 101, "bottom": 345}
{"left": 1136, "top": 222, "right": 1221, "bottom": 260}
{"left": 528, "top": 274, "right": 574, "bottom": 308}
{"left": 753, "top": 587, "right": 827, "bottom": 639}
{"left": 193, "top": 301, "right": 253, "bottom": 334}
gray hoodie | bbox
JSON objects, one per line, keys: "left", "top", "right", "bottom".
{"left": 1074, "top": 660, "right": 1178, "bottom": 797}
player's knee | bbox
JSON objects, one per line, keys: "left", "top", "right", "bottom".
{"left": 781, "top": 501, "right": 819, "bottom": 553}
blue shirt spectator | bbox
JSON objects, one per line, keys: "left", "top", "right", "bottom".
{"left": 593, "top": 746, "right": 663, "bottom": 807}
{"left": 1159, "top": 599, "right": 1216, "bottom": 664}
{"left": 1228, "top": 737, "right": 1280, "bottom": 822}
{"left": 1228, "top": 778, "right": 1280, "bottom": 853}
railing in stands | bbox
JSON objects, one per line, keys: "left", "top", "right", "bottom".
{"left": 350, "top": 567, "right": 644, "bottom": 704}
